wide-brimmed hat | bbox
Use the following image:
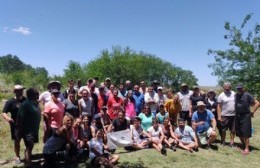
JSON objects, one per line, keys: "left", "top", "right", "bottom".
{"left": 197, "top": 101, "right": 206, "bottom": 107}
{"left": 47, "top": 81, "right": 61, "bottom": 89}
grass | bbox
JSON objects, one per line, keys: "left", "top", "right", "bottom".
{"left": 0, "top": 100, "right": 260, "bottom": 168}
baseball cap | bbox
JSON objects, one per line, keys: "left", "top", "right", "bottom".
{"left": 14, "top": 85, "right": 25, "bottom": 91}
{"left": 236, "top": 83, "right": 244, "bottom": 89}
{"left": 192, "top": 85, "right": 199, "bottom": 89}
{"left": 153, "top": 80, "right": 160, "bottom": 84}
{"left": 158, "top": 86, "right": 163, "bottom": 90}
{"left": 51, "top": 89, "right": 60, "bottom": 94}
{"left": 181, "top": 83, "right": 188, "bottom": 87}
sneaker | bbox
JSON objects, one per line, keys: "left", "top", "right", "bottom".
{"left": 161, "top": 147, "right": 167, "bottom": 155}
{"left": 15, "top": 158, "right": 21, "bottom": 164}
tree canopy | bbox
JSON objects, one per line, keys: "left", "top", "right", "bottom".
{"left": 208, "top": 14, "right": 260, "bottom": 97}
{"left": 83, "top": 46, "right": 197, "bottom": 90}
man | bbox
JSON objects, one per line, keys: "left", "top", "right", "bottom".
{"left": 157, "top": 86, "right": 167, "bottom": 106}
{"left": 177, "top": 83, "right": 193, "bottom": 126}
{"left": 192, "top": 101, "right": 217, "bottom": 148}
{"left": 175, "top": 118, "right": 198, "bottom": 152}
{"left": 144, "top": 86, "right": 159, "bottom": 117}
{"left": 63, "top": 79, "right": 76, "bottom": 99}
{"left": 235, "top": 83, "right": 259, "bottom": 155}
{"left": 133, "top": 85, "right": 144, "bottom": 116}
{"left": 17, "top": 88, "right": 41, "bottom": 167}
{"left": 152, "top": 80, "right": 160, "bottom": 93}
{"left": 2, "top": 85, "right": 26, "bottom": 164}
{"left": 217, "top": 82, "right": 236, "bottom": 146}
{"left": 108, "top": 110, "right": 129, "bottom": 132}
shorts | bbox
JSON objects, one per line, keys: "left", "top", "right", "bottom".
{"left": 197, "top": 127, "right": 213, "bottom": 145}
{"left": 221, "top": 116, "right": 236, "bottom": 133}
{"left": 91, "top": 153, "right": 110, "bottom": 166}
{"left": 23, "top": 133, "right": 38, "bottom": 150}
{"left": 236, "top": 113, "right": 251, "bottom": 138}
{"left": 179, "top": 111, "right": 191, "bottom": 125}
{"left": 10, "top": 123, "right": 20, "bottom": 140}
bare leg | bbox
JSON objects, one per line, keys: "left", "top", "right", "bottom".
{"left": 14, "top": 139, "right": 21, "bottom": 159}
{"left": 230, "top": 132, "right": 235, "bottom": 145}
{"left": 208, "top": 133, "right": 217, "bottom": 145}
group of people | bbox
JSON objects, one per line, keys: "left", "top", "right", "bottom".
{"left": 2, "top": 78, "right": 259, "bottom": 167}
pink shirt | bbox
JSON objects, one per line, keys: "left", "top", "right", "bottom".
{"left": 125, "top": 100, "right": 136, "bottom": 119}
{"left": 44, "top": 101, "right": 65, "bottom": 128}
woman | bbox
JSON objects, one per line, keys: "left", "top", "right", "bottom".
{"left": 63, "top": 90, "right": 79, "bottom": 118}
{"left": 138, "top": 105, "right": 153, "bottom": 131}
{"left": 156, "top": 104, "right": 169, "bottom": 124}
{"left": 100, "top": 106, "right": 111, "bottom": 133}
{"left": 161, "top": 118, "right": 179, "bottom": 151}
{"left": 78, "top": 89, "right": 93, "bottom": 121}
{"left": 89, "top": 129, "right": 119, "bottom": 167}
{"left": 124, "top": 90, "right": 136, "bottom": 122}
{"left": 81, "top": 117, "right": 92, "bottom": 152}
{"left": 43, "top": 89, "right": 65, "bottom": 142}
{"left": 107, "top": 89, "right": 124, "bottom": 120}
{"left": 43, "top": 113, "right": 74, "bottom": 168}
{"left": 130, "top": 116, "right": 150, "bottom": 150}
{"left": 164, "top": 94, "right": 181, "bottom": 127}
{"left": 189, "top": 86, "right": 205, "bottom": 117}
{"left": 147, "top": 119, "right": 167, "bottom": 155}
{"left": 72, "top": 118, "right": 84, "bottom": 154}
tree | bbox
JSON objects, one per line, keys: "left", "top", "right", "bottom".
{"left": 83, "top": 46, "right": 197, "bottom": 91}
{"left": 208, "top": 14, "right": 260, "bottom": 97}
{"left": 63, "top": 60, "right": 85, "bottom": 82}
{"left": 0, "top": 54, "right": 28, "bottom": 73}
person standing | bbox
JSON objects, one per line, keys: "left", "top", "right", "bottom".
{"left": 235, "top": 84, "right": 259, "bottom": 155}
{"left": 17, "top": 88, "right": 41, "bottom": 167}
{"left": 1, "top": 85, "right": 26, "bottom": 164}
{"left": 177, "top": 83, "right": 193, "bottom": 126}
{"left": 144, "top": 86, "right": 159, "bottom": 117}
{"left": 217, "top": 82, "right": 236, "bottom": 146}
{"left": 133, "top": 85, "right": 144, "bottom": 116}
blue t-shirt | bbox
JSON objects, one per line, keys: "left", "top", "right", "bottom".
{"left": 191, "top": 109, "right": 214, "bottom": 134}
{"left": 133, "top": 92, "right": 144, "bottom": 115}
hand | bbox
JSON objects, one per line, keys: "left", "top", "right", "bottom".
{"left": 189, "top": 113, "right": 192, "bottom": 117}
{"left": 218, "top": 116, "right": 222, "bottom": 122}
{"left": 251, "top": 112, "right": 254, "bottom": 118}
{"left": 199, "top": 121, "right": 205, "bottom": 125}
{"left": 8, "top": 118, "right": 14, "bottom": 123}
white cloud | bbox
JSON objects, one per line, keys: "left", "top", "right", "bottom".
{"left": 12, "top": 27, "right": 31, "bottom": 35}
{"left": 2, "top": 27, "right": 9, "bottom": 33}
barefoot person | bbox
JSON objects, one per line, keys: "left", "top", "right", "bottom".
{"left": 1, "top": 85, "right": 26, "bottom": 164}
{"left": 235, "top": 84, "right": 259, "bottom": 155}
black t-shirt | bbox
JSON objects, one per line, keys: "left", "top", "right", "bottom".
{"left": 190, "top": 94, "right": 205, "bottom": 112}
{"left": 235, "top": 92, "right": 254, "bottom": 115}
{"left": 2, "top": 97, "right": 26, "bottom": 122}
{"left": 112, "top": 118, "right": 129, "bottom": 132}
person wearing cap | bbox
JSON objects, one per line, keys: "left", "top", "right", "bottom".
{"left": 2, "top": 85, "right": 26, "bottom": 164}
{"left": 157, "top": 86, "right": 167, "bottom": 108}
{"left": 156, "top": 104, "right": 169, "bottom": 124}
{"left": 191, "top": 101, "right": 217, "bottom": 148}
{"left": 43, "top": 89, "right": 65, "bottom": 142}
{"left": 217, "top": 82, "right": 236, "bottom": 147}
{"left": 234, "top": 83, "right": 259, "bottom": 155}
{"left": 130, "top": 116, "right": 150, "bottom": 150}
{"left": 144, "top": 86, "right": 159, "bottom": 117}
{"left": 39, "top": 80, "right": 64, "bottom": 105}
{"left": 205, "top": 89, "right": 220, "bottom": 135}
{"left": 177, "top": 83, "right": 193, "bottom": 126}
{"left": 175, "top": 118, "right": 198, "bottom": 152}
{"left": 16, "top": 88, "right": 41, "bottom": 167}
{"left": 152, "top": 80, "right": 160, "bottom": 93}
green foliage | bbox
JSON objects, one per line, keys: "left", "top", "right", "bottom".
{"left": 83, "top": 46, "right": 197, "bottom": 90}
{"left": 63, "top": 60, "right": 85, "bottom": 82}
{"left": 208, "top": 14, "right": 260, "bottom": 97}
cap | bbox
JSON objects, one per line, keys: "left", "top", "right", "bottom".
{"left": 105, "top": 78, "right": 111, "bottom": 81}
{"left": 197, "top": 101, "right": 206, "bottom": 107}
{"left": 51, "top": 89, "right": 60, "bottom": 94}
{"left": 181, "top": 83, "right": 188, "bottom": 87}
{"left": 192, "top": 85, "right": 199, "bottom": 89}
{"left": 158, "top": 86, "right": 163, "bottom": 90}
{"left": 236, "top": 83, "right": 244, "bottom": 89}
{"left": 14, "top": 85, "right": 25, "bottom": 91}
{"left": 153, "top": 80, "right": 160, "bottom": 84}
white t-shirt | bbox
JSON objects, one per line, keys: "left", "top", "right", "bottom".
{"left": 147, "top": 126, "right": 162, "bottom": 138}
{"left": 130, "top": 125, "right": 143, "bottom": 141}
{"left": 177, "top": 90, "right": 193, "bottom": 111}
{"left": 175, "top": 125, "right": 195, "bottom": 143}
{"left": 78, "top": 97, "right": 93, "bottom": 116}
{"left": 89, "top": 138, "right": 103, "bottom": 160}
{"left": 144, "top": 92, "right": 159, "bottom": 113}
{"left": 217, "top": 91, "right": 235, "bottom": 116}
{"left": 39, "top": 91, "right": 64, "bottom": 105}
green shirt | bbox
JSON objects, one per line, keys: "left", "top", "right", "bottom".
{"left": 17, "top": 99, "right": 41, "bottom": 136}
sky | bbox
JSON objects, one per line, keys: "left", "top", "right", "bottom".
{"left": 0, "top": 0, "right": 259, "bottom": 86}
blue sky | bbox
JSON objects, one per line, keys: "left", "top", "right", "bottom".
{"left": 0, "top": 0, "right": 259, "bottom": 86}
